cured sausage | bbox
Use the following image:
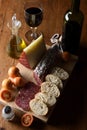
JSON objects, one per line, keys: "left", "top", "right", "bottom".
{"left": 33, "top": 43, "right": 61, "bottom": 83}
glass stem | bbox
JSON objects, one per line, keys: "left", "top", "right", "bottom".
{"left": 31, "top": 27, "right": 38, "bottom": 40}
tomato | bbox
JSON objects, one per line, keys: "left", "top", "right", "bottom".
{"left": 0, "top": 89, "right": 12, "bottom": 102}
{"left": 21, "top": 113, "right": 34, "bottom": 127}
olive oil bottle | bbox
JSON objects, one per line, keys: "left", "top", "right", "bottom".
{"left": 62, "top": 0, "right": 84, "bottom": 55}
{"left": 7, "top": 34, "right": 26, "bottom": 59}
{"left": 6, "top": 14, "right": 27, "bottom": 59}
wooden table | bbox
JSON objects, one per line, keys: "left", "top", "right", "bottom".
{"left": 0, "top": 0, "right": 87, "bottom": 130}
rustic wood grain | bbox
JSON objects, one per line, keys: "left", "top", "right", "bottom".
{"left": 0, "top": 0, "right": 87, "bottom": 129}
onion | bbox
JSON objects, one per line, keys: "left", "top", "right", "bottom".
{"left": 12, "top": 77, "right": 25, "bottom": 87}
{"left": 8, "top": 66, "right": 20, "bottom": 78}
{"left": 1, "top": 78, "right": 13, "bottom": 90}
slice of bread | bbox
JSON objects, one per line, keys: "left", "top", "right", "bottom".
{"left": 29, "top": 98, "right": 48, "bottom": 116}
{"left": 41, "top": 82, "right": 60, "bottom": 98}
{"left": 45, "top": 74, "right": 63, "bottom": 89}
{"left": 35, "top": 92, "right": 56, "bottom": 107}
{"left": 51, "top": 67, "right": 69, "bottom": 80}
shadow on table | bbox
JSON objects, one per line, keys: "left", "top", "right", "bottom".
{"left": 30, "top": 47, "right": 87, "bottom": 128}
{"left": 47, "top": 60, "right": 86, "bottom": 126}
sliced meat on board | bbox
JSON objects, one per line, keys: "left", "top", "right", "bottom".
{"left": 15, "top": 82, "right": 40, "bottom": 111}
{"left": 19, "top": 52, "right": 31, "bottom": 69}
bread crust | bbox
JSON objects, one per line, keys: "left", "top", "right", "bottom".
{"left": 45, "top": 74, "right": 63, "bottom": 89}
{"left": 51, "top": 67, "right": 69, "bottom": 80}
{"left": 35, "top": 92, "right": 56, "bottom": 107}
{"left": 29, "top": 98, "right": 48, "bottom": 116}
{"left": 41, "top": 82, "right": 60, "bottom": 98}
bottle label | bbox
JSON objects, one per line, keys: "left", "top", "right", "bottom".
{"left": 62, "top": 21, "right": 81, "bottom": 54}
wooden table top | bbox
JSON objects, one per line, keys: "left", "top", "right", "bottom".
{"left": 0, "top": 0, "right": 87, "bottom": 130}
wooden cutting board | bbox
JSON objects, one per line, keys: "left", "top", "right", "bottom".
{"left": 0, "top": 54, "right": 78, "bottom": 122}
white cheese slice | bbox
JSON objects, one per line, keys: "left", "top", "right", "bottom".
{"left": 24, "top": 34, "right": 46, "bottom": 69}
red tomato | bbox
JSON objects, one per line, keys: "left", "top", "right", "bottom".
{"left": 21, "top": 113, "right": 34, "bottom": 127}
{"left": 0, "top": 89, "right": 12, "bottom": 102}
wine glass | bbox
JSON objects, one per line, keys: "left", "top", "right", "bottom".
{"left": 24, "top": 1, "right": 43, "bottom": 43}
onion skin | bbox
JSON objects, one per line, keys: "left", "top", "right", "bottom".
{"left": 1, "top": 78, "right": 14, "bottom": 91}
{"left": 8, "top": 66, "right": 21, "bottom": 78}
{"left": 7, "top": 66, "right": 26, "bottom": 88}
{"left": 10, "top": 77, "right": 25, "bottom": 87}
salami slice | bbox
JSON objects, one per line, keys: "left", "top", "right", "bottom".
{"left": 15, "top": 82, "right": 40, "bottom": 111}
{"left": 19, "top": 52, "right": 31, "bottom": 69}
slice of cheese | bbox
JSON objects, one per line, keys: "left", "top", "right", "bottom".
{"left": 23, "top": 34, "right": 46, "bottom": 69}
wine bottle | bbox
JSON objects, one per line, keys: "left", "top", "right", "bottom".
{"left": 62, "top": 0, "right": 84, "bottom": 55}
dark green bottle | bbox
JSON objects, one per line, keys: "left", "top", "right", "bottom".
{"left": 62, "top": 0, "right": 84, "bottom": 55}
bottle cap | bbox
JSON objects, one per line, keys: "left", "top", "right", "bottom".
{"left": 7, "top": 13, "right": 21, "bottom": 35}
{"left": 2, "top": 106, "right": 15, "bottom": 121}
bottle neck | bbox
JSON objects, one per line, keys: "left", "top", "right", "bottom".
{"left": 12, "top": 28, "right": 18, "bottom": 36}
{"left": 71, "top": 0, "right": 80, "bottom": 12}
